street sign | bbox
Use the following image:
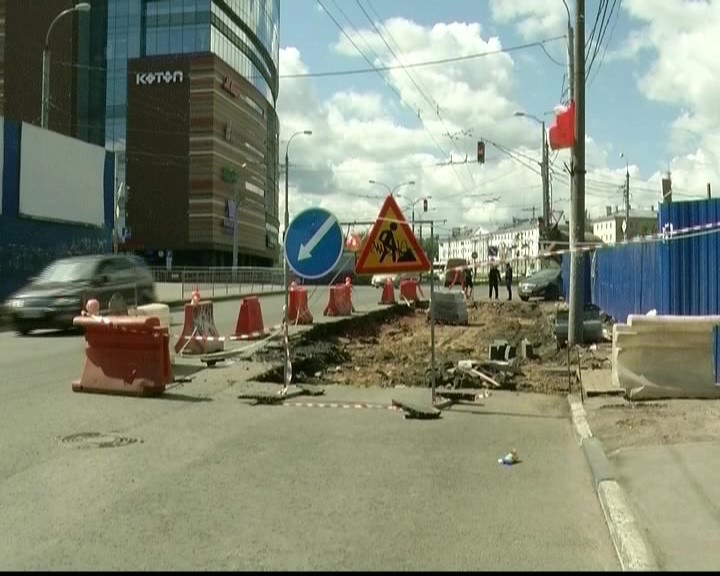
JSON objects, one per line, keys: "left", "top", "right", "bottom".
{"left": 622, "top": 219, "right": 628, "bottom": 234}
{"left": 471, "top": 251, "right": 478, "bottom": 261}
{"left": 355, "top": 195, "right": 431, "bottom": 275}
{"left": 284, "top": 208, "right": 344, "bottom": 279}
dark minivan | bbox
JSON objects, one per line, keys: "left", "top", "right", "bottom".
{"left": 5, "top": 254, "right": 156, "bottom": 335}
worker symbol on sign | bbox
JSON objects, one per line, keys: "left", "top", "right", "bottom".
{"left": 378, "top": 223, "right": 417, "bottom": 263}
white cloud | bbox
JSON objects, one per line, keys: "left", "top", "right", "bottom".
{"left": 612, "top": 0, "right": 720, "bottom": 200}
{"left": 489, "top": 0, "right": 568, "bottom": 40}
{"left": 276, "top": 13, "right": 714, "bottom": 241}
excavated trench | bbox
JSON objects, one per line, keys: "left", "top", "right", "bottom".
{"left": 253, "top": 305, "right": 415, "bottom": 385}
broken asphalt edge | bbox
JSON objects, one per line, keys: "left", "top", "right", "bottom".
{"left": 567, "top": 395, "right": 658, "bottom": 572}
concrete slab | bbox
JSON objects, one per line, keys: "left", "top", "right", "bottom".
{"left": 581, "top": 369, "right": 623, "bottom": 397}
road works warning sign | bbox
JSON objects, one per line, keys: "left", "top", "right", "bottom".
{"left": 354, "top": 195, "right": 431, "bottom": 275}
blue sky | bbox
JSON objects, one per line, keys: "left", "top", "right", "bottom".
{"left": 280, "top": 0, "right": 677, "bottom": 177}
{"left": 276, "top": 0, "right": 719, "bottom": 230}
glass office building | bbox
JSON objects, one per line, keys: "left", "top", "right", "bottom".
{"left": 104, "top": 0, "right": 279, "bottom": 185}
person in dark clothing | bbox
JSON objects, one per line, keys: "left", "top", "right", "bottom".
{"left": 463, "top": 266, "right": 474, "bottom": 300}
{"left": 505, "top": 262, "right": 514, "bottom": 300}
{"left": 488, "top": 265, "right": 500, "bottom": 299}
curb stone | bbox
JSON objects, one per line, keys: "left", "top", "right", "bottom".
{"left": 162, "top": 290, "right": 285, "bottom": 309}
{"left": 567, "top": 395, "right": 658, "bottom": 572}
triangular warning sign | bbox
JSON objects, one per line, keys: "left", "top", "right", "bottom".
{"left": 355, "top": 195, "right": 431, "bottom": 275}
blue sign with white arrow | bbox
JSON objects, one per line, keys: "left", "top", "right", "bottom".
{"left": 284, "top": 207, "right": 344, "bottom": 280}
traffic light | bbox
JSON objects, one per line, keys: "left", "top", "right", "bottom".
{"left": 477, "top": 140, "right": 485, "bottom": 164}
{"left": 423, "top": 198, "right": 428, "bottom": 212}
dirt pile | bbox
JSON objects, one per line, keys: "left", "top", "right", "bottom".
{"left": 252, "top": 300, "right": 610, "bottom": 395}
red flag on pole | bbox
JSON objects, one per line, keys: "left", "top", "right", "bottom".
{"left": 548, "top": 101, "right": 575, "bottom": 150}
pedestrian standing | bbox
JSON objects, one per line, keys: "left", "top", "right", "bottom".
{"left": 488, "top": 264, "right": 500, "bottom": 299}
{"left": 505, "top": 262, "right": 513, "bottom": 301}
{"left": 463, "top": 266, "right": 474, "bottom": 300}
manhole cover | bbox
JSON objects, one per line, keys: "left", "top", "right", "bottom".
{"left": 59, "top": 432, "right": 138, "bottom": 449}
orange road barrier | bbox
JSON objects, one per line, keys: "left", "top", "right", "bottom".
{"left": 72, "top": 315, "right": 171, "bottom": 397}
{"left": 232, "top": 296, "right": 271, "bottom": 340}
{"left": 174, "top": 300, "right": 224, "bottom": 355}
{"left": 324, "top": 284, "right": 353, "bottom": 317}
{"left": 400, "top": 279, "right": 421, "bottom": 303}
{"left": 288, "top": 284, "right": 313, "bottom": 325}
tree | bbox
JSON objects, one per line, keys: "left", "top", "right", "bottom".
{"left": 418, "top": 236, "right": 439, "bottom": 262}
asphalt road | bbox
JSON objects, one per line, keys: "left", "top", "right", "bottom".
{"left": 0, "top": 286, "right": 619, "bottom": 570}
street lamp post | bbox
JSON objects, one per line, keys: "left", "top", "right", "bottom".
{"left": 514, "top": 111, "right": 549, "bottom": 225}
{"left": 283, "top": 129, "right": 312, "bottom": 388}
{"left": 42, "top": 2, "right": 91, "bottom": 130}
{"left": 232, "top": 162, "right": 248, "bottom": 281}
{"left": 368, "top": 179, "right": 415, "bottom": 198}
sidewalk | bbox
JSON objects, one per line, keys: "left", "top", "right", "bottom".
{"left": 155, "top": 282, "right": 284, "bottom": 308}
{"left": 580, "top": 393, "right": 720, "bottom": 571}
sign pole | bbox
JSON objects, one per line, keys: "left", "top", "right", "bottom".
{"left": 430, "top": 220, "right": 437, "bottom": 404}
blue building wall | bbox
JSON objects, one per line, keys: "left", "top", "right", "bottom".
{"left": 574, "top": 198, "right": 720, "bottom": 322}
{"left": 0, "top": 120, "right": 114, "bottom": 300}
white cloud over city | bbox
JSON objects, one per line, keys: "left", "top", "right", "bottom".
{"left": 277, "top": 3, "right": 719, "bottom": 237}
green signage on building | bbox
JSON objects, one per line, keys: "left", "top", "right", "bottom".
{"left": 222, "top": 167, "right": 238, "bottom": 183}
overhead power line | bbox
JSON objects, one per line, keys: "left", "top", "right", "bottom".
{"left": 355, "top": 0, "right": 480, "bottom": 191}
{"left": 318, "top": 0, "right": 473, "bottom": 194}
{"left": 281, "top": 35, "right": 567, "bottom": 78}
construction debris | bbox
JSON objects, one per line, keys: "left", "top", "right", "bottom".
{"left": 251, "top": 300, "right": 614, "bottom": 396}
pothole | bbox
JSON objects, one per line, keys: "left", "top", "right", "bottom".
{"left": 59, "top": 432, "right": 139, "bottom": 449}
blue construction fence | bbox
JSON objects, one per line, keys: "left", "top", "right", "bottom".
{"left": 561, "top": 198, "right": 720, "bottom": 323}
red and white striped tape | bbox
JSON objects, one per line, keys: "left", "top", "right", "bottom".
{"left": 230, "top": 329, "right": 274, "bottom": 341}
{"left": 283, "top": 401, "right": 399, "bottom": 410}
{"left": 281, "top": 305, "right": 292, "bottom": 395}
{"left": 443, "top": 219, "right": 720, "bottom": 275}
{"left": 177, "top": 323, "right": 283, "bottom": 342}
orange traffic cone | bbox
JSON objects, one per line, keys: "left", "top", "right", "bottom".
{"left": 379, "top": 277, "right": 396, "bottom": 305}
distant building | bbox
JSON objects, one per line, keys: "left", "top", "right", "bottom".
{"left": 0, "top": 0, "right": 281, "bottom": 267}
{"left": 438, "top": 226, "right": 488, "bottom": 267}
{"left": 486, "top": 219, "right": 541, "bottom": 277}
{"left": 438, "top": 219, "right": 542, "bottom": 277}
{"left": 592, "top": 206, "right": 658, "bottom": 244}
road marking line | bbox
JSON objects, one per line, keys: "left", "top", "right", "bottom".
{"left": 282, "top": 401, "right": 398, "bottom": 410}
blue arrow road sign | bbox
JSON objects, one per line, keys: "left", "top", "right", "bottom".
{"left": 284, "top": 207, "right": 344, "bottom": 280}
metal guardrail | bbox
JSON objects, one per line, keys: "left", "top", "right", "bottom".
{"left": 150, "top": 267, "right": 284, "bottom": 300}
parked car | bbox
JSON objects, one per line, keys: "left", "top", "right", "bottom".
{"left": 518, "top": 267, "right": 563, "bottom": 301}
{"left": 5, "top": 254, "right": 156, "bottom": 335}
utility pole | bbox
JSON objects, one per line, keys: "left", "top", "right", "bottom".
{"left": 624, "top": 166, "right": 630, "bottom": 242}
{"left": 567, "top": 16, "right": 575, "bottom": 104}
{"left": 541, "top": 121, "right": 549, "bottom": 224}
{"left": 568, "top": 0, "right": 585, "bottom": 347}
{"left": 708, "top": 182, "right": 712, "bottom": 199}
